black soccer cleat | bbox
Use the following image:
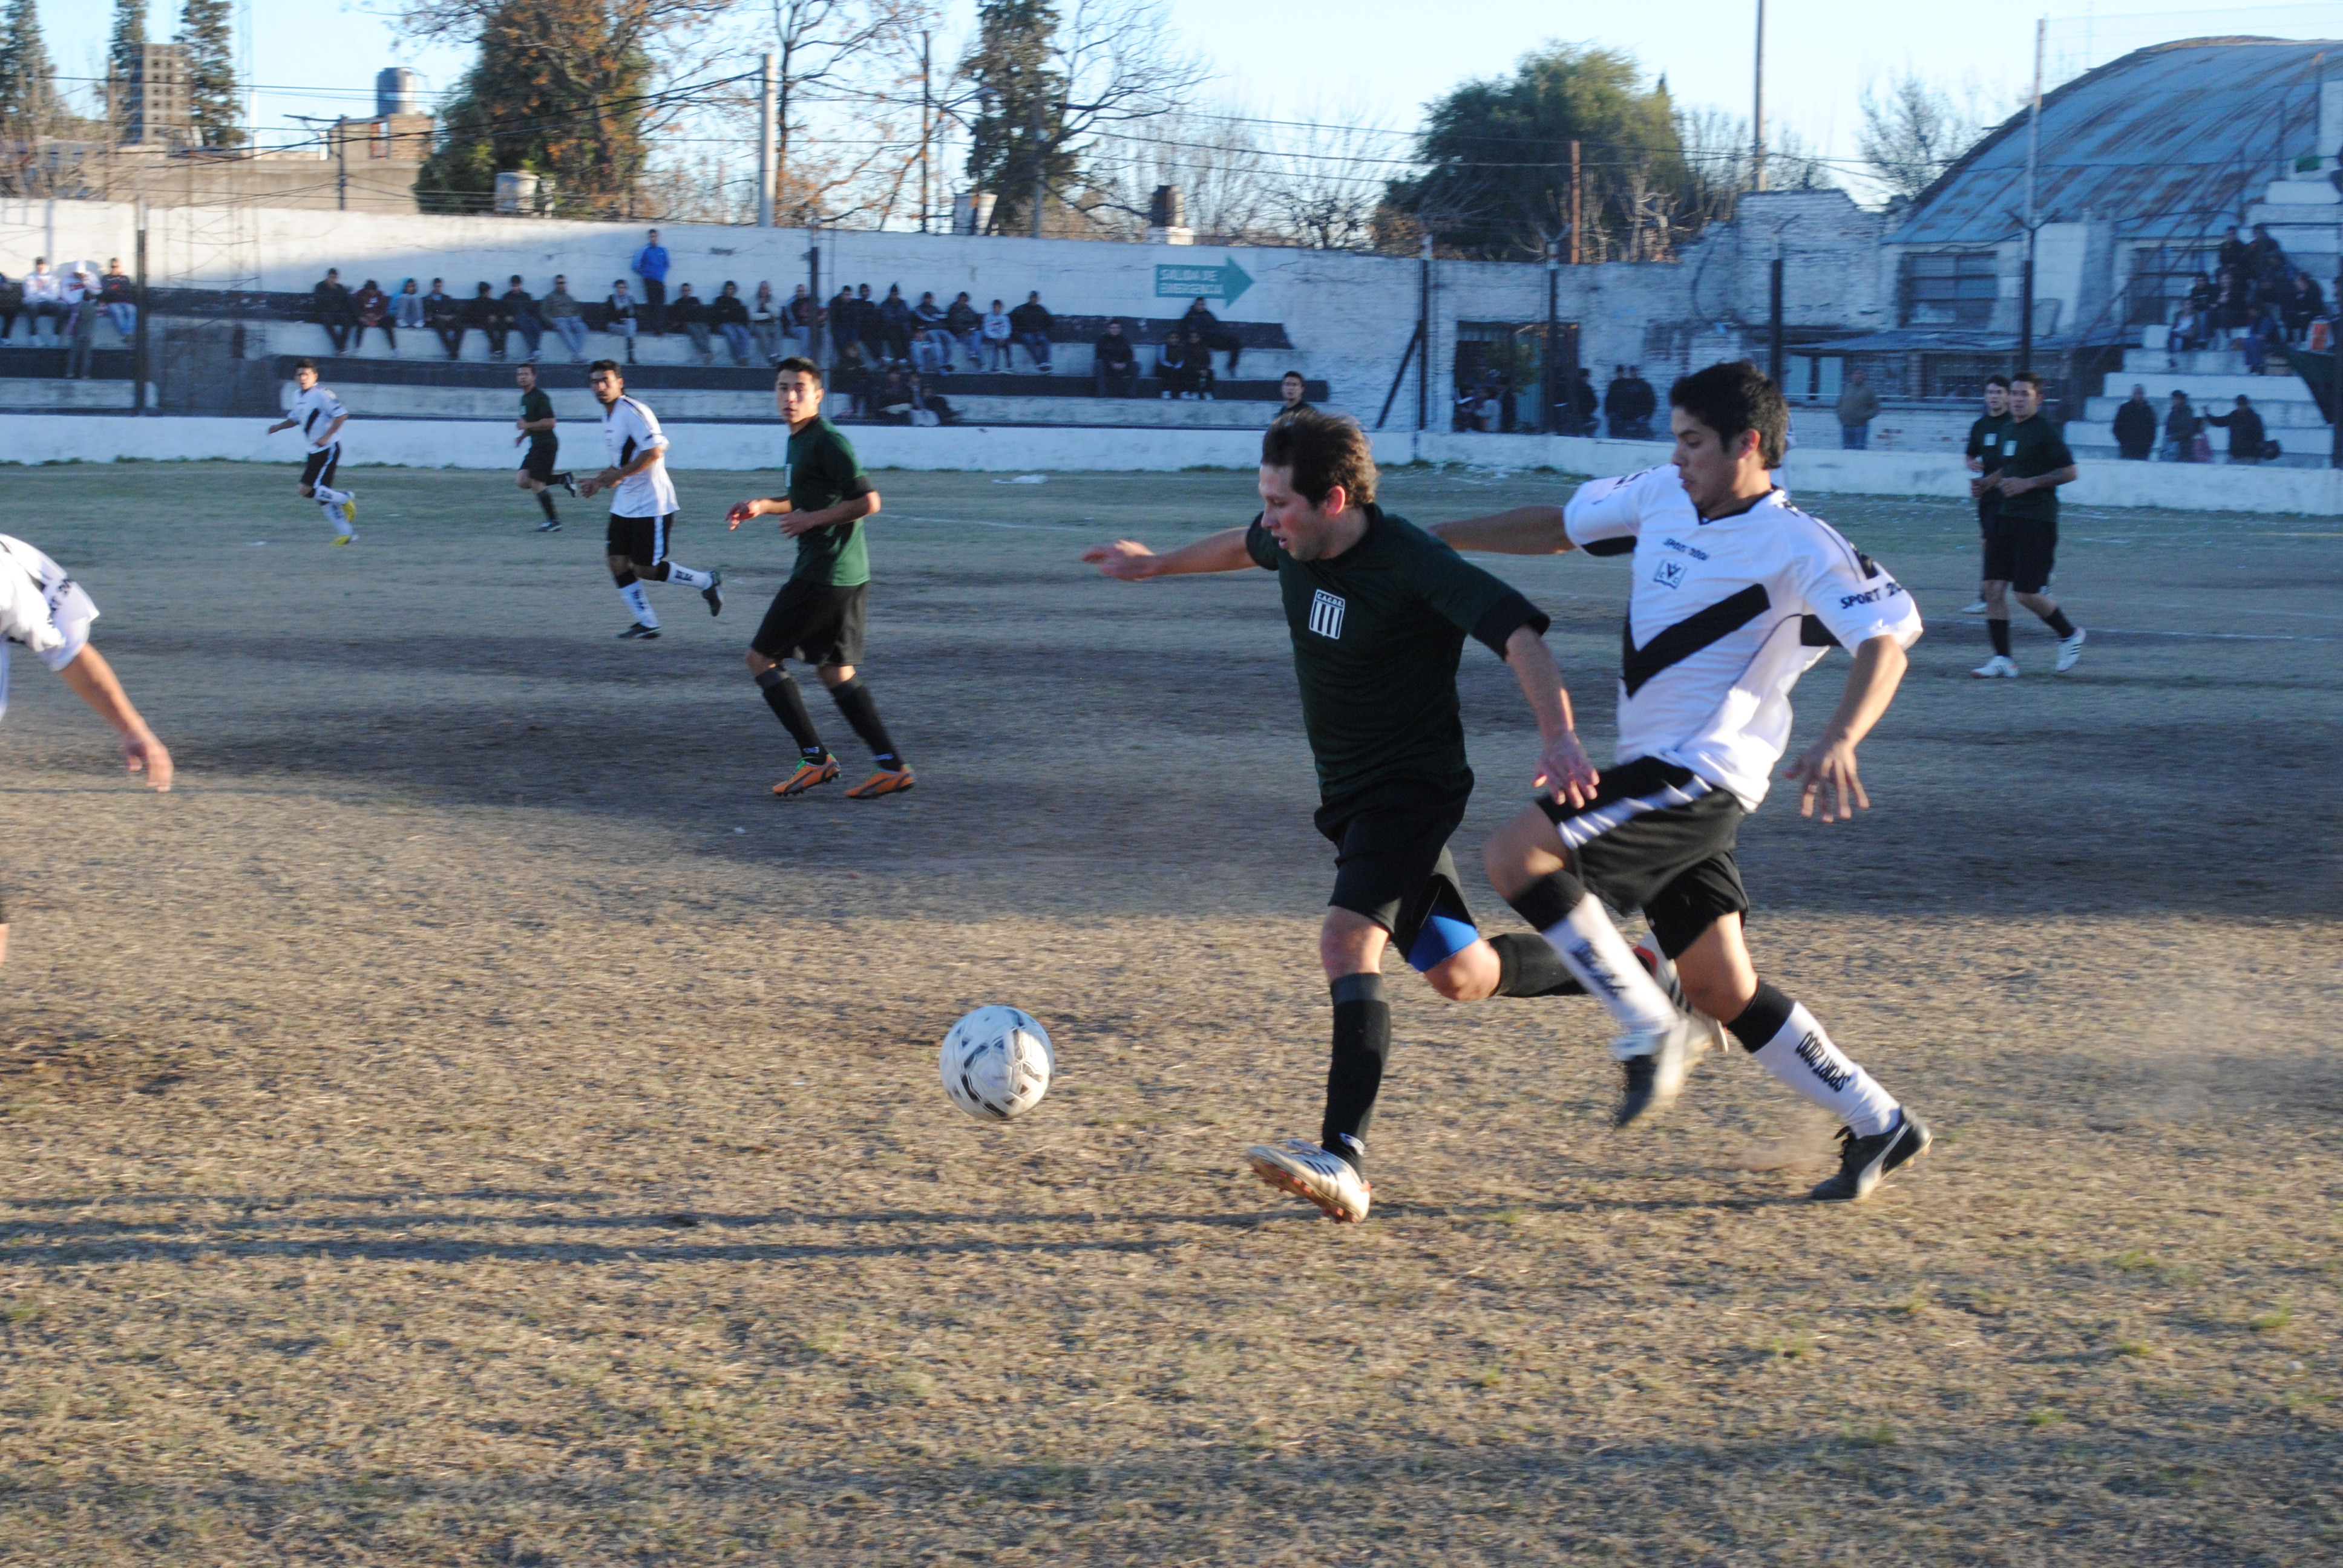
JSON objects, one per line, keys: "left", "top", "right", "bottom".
{"left": 555, "top": 471, "right": 577, "bottom": 496}
{"left": 1809, "top": 1112, "right": 1932, "bottom": 1202}
{"left": 617, "top": 623, "right": 661, "bottom": 640}
{"left": 536, "top": 518, "right": 562, "bottom": 533}
{"left": 703, "top": 567, "right": 724, "bottom": 617}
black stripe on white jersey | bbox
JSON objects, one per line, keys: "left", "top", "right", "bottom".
{"left": 1620, "top": 583, "right": 1770, "bottom": 696}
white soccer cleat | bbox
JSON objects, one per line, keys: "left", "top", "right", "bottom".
{"left": 2055, "top": 626, "right": 2086, "bottom": 672}
{"left": 1245, "top": 1137, "right": 1371, "bottom": 1223}
{"left": 1970, "top": 654, "right": 2019, "bottom": 679}
{"left": 1959, "top": 599, "right": 1989, "bottom": 615}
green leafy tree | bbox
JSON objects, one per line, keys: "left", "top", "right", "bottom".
{"left": 178, "top": 0, "right": 243, "bottom": 148}
{"left": 959, "top": 1, "right": 1072, "bottom": 235}
{"left": 106, "top": 0, "right": 147, "bottom": 134}
{"left": 0, "top": 0, "right": 61, "bottom": 142}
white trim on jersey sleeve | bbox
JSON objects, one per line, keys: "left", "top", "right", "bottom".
{"left": 1564, "top": 465, "right": 1694, "bottom": 549}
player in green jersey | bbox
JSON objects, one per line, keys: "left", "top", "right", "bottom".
{"left": 726, "top": 358, "right": 914, "bottom": 799}
{"left": 1973, "top": 370, "right": 2085, "bottom": 677}
{"left": 512, "top": 363, "right": 574, "bottom": 533}
{"left": 1960, "top": 373, "right": 2010, "bottom": 613}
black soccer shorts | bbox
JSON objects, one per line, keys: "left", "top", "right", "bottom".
{"left": 1983, "top": 516, "right": 2057, "bottom": 595}
{"left": 605, "top": 512, "right": 675, "bottom": 566}
{"left": 521, "top": 439, "right": 559, "bottom": 484}
{"left": 752, "top": 578, "right": 869, "bottom": 666}
{"left": 1535, "top": 756, "right": 1749, "bottom": 959}
{"left": 1316, "top": 772, "right": 1483, "bottom": 972}
{"left": 298, "top": 445, "right": 341, "bottom": 491}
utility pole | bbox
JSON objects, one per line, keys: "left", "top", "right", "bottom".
{"left": 919, "top": 32, "right": 932, "bottom": 234}
{"left": 1569, "top": 140, "right": 1582, "bottom": 264}
{"left": 1545, "top": 237, "right": 1560, "bottom": 433}
{"left": 2020, "top": 16, "right": 2044, "bottom": 372}
{"left": 1029, "top": 90, "right": 1047, "bottom": 240}
{"left": 1768, "top": 253, "right": 1786, "bottom": 388}
{"left": 1752, "top": 0, "right": 1768, "bottom": 193}
{"left": 757, "top": 51, "right": 777, "bottom": 227}
{"left": 133, "top": 200, "right": 148, "bottom": 416}
{"left": 1417, "top": 234, "right": 1432, "bottom": 432}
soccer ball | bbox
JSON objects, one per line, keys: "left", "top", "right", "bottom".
{"left": 939, "top": 1006, "right": 1054, "bottom": 1123}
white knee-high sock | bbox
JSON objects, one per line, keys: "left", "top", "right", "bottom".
{"left": 1748, "top": 1002, "right": 1901, "bottom": 1137}
{"left": 618, "top": 581, "right": 657, "bottom": 627}
{"left": 1539, "top": 895, "right": 1678, "bottom": 1041}
{"left": 313, "top": 483, "right": 351, "bottom": 505}
{"left": 661, "top": 561, "right": 713, "bottom": 591}
{"left": 319, "top": 500, "right": 352, "bottom": 536}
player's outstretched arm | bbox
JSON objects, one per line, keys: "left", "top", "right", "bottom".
{"left": 56, "top": 645, "right": 172, "bottom": 792}
{"left": 1783, "top": 633, "right": 1909, "bottom": 823}
{"left": 1500, "top": 625, "right": 1599, "bottom": 809}
{"left": 1429, "top": 505, "right": 1575, "bottom": 555}
{"left": 1081, "top": 528, "right": 1254, "bottom": 580}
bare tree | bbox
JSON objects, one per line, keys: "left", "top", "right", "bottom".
{"left": 1257, "top": 108, "right": 1392, "bottom": 250}
{"left": 1082, "top": 106, "right": 1273, "bottom": 242}
{"left": 1858, "top": 70, "right": 1982, "bottom": 202}
{"left": 756, "top": 0, "right": 933, "bottom": 221}
{"left": 1018, "top": 0, "right": 1211, "bottom": 238}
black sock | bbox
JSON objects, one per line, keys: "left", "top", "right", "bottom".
{"left": 755, "top": 668, "right": 827, "bottom": 759}
{"left": 552, "top": 471, "right": 572, "bottom": 486}
{"left": 1988, "top": 618, "right": 2011, "bottom": 656}
{"left": 1320, "top": 974, "right": 1391, "bottom": 1170}
{"left": 642, "top": 561, "right": 672, "bottom": 582}
{"left": 828, "top": 675, "right": 905, "bottom": 767}
{"left": 536, "top": 490, "right": 559, "bottom": 521}
{"left": 1489, "top": 932, "right": 1586, "bottom": 997}
{"left": 2041, "top": 607, "right": 2076, "bottom": 638}
{"left": 1725, "top": 981, "right": 1795, "bottom": 1053}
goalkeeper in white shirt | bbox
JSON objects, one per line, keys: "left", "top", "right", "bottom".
{"left": 1432, "top": 361, "right": 1931, "bottom": 1203}
{"left": 0, "top": 534, "right": 172, "bottom": 965}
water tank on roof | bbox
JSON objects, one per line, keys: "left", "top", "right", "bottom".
{"left": 376, "top": 68, "right": 421, "bottom": 119}
{"left": 953, "top": 191, "right": 997, "bottom": 235}
{"left": 495, "top": 170, "right": 543, "bottom": 216}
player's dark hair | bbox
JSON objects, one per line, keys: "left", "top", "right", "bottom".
{"left": 588, "top": 359, "right": 621, "bottom": 376}
{"left": 2011, "top": 369, "right": 2044, "bottom": 391}
{"left": 1282, "top": 369, "right": 1303, "bottom": 382}
{"left": 1669, "top": 359, "right": 1788, "bottom": 467}
{"left": 1985, "top": 373, "right": 2011, "bottom": 390}
{"left": 292, "top": 357, "right": 317, "bottom": 371}
{"left": 1261, "top": 410, "right": 1377, "bottom": 508}
{"left": 776, "top": 356, "right": 825, "bottom": 387}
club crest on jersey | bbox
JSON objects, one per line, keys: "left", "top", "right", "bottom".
{"left": 1308, "top": 589, "right": 1346, "bottom": 639}
{"left": 1653, "top": 559, "right": 1687, "bottom": 590}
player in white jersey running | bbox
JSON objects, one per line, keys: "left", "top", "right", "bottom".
{"left": 577, "top": 361, "right": 723, "bottom": 639}
{"left": 1433, "top": 361, "right": 1932, "bottom": 1202}
{"left": 265, "top": 358, "right": 359, "bottom": 543}
{"left": 0, "top": 534, "right": 173, "bottom": 965}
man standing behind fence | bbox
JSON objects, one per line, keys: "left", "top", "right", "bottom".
{"left": 632, "top": 229, "right": 670, "bottom": 335}
{"left": 1837, "top": 365, "right": 1881, "bottom": 449}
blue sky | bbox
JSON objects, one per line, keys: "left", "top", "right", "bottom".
{"left": 33, "top": 0, "right": 2343, "bottom": 186}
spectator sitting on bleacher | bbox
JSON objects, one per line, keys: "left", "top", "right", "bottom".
{"left": 353, "top": 279, "right": 393, "bottom": 352}
{"left": 22, "top": 259, "right": 61, "bottom": 345}
{"left": 65, "top": 267, "right": 97, "bottom": 379}
{"left": 394, "top": 278, "right": 424, "bottom": 332}
{"left": 1008, "top": 291, "right": 1054, "bottom": 373}
{"left": 425, "top": 278, "right": 462, "bottom": 359}
{"left": 787, "top": 284, "right": 818, "bottom": 353}
{"left": 1273, "top": 370, "right": 1313, "bottom": 422}
{"left": 749, "top": 283, "right": 782, "bottom": 363}
{"left": 2247, "top": 224, "right": 2287, "bottom": 288}
{"left": 2112, "top": 385, "right": 2157, "bottom": 460}
{"left": 851, "top": 284, "right": 879, "bottom": 360}
{"left": 1179, "top": 298, "right": 1240, "bottom": 376}
{"left": 878, "top": 285, "right": 913, "bottom": 365}
{"left": 912, "top": 291, "right": 951, "bottom": 373}
{"left": 503, "top": 276, "right": 543, "bottom": 363}
{"left": 1093, "top": 319, "right": 1138, "bottom": 396}
{"left": 670, "top": 283, "right": 714, "bottom": 364}
{"left": 2176, "top": 272, "right": 2217, "bottom": 350}
{"left": 2204, "top": 394, "right": 2267, "bottom": 464}
{"left": 1159, "top": 328, "right": 1212, "bottom": 399}
{"left": 907, "top": 373, "right": 951, "bottom": 426}
{"left": 98, "top": 259, "right": 134, "bottom": 340}
{"left": 2214, "top": 267, "right": 2249, "bottom": 334}
{"left": 0, "top": 269, "right": 20, "bottom": 345}
{"left": 2217, "top": 225, "right": 2250, "bottom": 281}
{"left": 465, "top": 282, "right": 511, "bottom": 361}
{"left": 712, "top": 281, "right": 753, "bottom": 365}
{"left": 312, "top": 268, "right": 355, "bottom": 354}
{"left": 2283, "top": 272, "right": 2324, "bottom": 342}
{"left": 946, "top": 292, "right": 981, "bottom": 367}
{"left": 828, "top": 286, "right": 860, "bottom": 364}
{"left": 605, "top": 279, "right": 640, "bottom": 364}
{"left": 543, "top": 275, "right": 588, "bottom": 363}
{"left": 871, "top": 369, "right": 914, "bottom": 422}
{"left": 981, "top": 298, "right": 1012, "bottom": 370}
{"left": 2163, "top": 391, "right": 2200, "bottom": 462}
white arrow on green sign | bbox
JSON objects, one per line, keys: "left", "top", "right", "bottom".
{"left": 1153, "top": 258, "right": 1253, "bottom": 305}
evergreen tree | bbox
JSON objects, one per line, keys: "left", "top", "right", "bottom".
{"left": 0, "top": 0, "right": 60, "bottom": 142}
{"left": 177, "top": 0, "right": 242, "bottom": 148}
{"left": 108, "top": 0, "right": 148, "bottom": 134}
{"left": 416, "top": 0, "right": 651, "bottom": 217}
{"left": 960, "top": 1, "right": 1075, "bottom": 235}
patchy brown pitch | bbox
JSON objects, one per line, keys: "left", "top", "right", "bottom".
{"left": 1, "top": 461, "right": 2338, "bottom": 1564}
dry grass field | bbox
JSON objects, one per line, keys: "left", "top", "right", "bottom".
{"left": 0, "top": 457, "right": 2337, "bottom": 1566}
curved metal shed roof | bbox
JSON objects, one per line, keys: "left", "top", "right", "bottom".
{"left": 1886, "top": 36, "right": 2337, "bottom": 247}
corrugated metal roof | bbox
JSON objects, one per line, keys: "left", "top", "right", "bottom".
{"left": 1886, "top": 37, "right": 2336, "bottom": 247}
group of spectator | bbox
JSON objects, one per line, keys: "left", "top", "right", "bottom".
{"left": 2172, "top": 223, "right": 2325, "bottom": 370}
{"left": 0, "top": 256, "right": 139, "bottom": 376}
{"left": 2110, "top": 384, "right": 2276, "bottom": 464}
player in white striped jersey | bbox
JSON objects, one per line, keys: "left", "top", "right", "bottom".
{"left": 265, "top": 359, "right": 359, "bottom": 543}
{"left": 1434, "top": 361, "right": 1932, "bottom": 1202}
{"left": 577, "top": 361, "right": 723, "bottom": 639}
{"left": 0, "top": 534, "right": 172, "bottom": 965}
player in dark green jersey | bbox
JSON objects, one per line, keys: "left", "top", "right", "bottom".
{"left": 726, "top": 358, "right": 914, "bottom": 799}
{"left": 1973, "top": 370, "right": 2085, "bottom": 677}
{"left": 1084, "top": 411, "right": 1705, "bottom": 1223}
{"left": 1960, "top": 373, "right": 2011, "bottom": 613}
{"left": 511, "top": 364, "right": 574, "bottom": 532}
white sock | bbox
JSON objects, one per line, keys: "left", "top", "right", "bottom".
{"left": 320, "top": 502, "right": 353, "bottom": 536}
{"left": 1539, "top": 895, "right": 1678, "bottom": 1041}
{"left": 662, "top": 562, "right": 713, "bottom": 591}
{"left": 619, "top": 581, "right": 657, "bottom": 627}
{"left": 314, "top": 484, "right": 350, "bottom": 505}
{"left": 1749, "top": 1003, "right": 1901, "bottom": 1137}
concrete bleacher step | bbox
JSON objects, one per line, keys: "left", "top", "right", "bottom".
{"left": 0, "top": 377, "right": 137, "bottom": 410}
{"left": 2121, "top": 348, "right": 2254, "bottom": 375}
{"left": 2068, "top": 439, "right": 2327, "bottom": 469}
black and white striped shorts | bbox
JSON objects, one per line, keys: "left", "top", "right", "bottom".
{"left": 1536, "top": 756, "right": 1749, "bottom": 958}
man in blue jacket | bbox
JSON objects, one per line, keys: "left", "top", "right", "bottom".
{"left": 632, "top": 229, "right": 670, "bottom": 335}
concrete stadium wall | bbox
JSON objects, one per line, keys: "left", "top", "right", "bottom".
{"left": 5, "top": 414, "right": 2339, "bottom": 514}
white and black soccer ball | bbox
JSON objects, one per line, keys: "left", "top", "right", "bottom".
{"left": 939, "top": 1005, "right": 1054, "bottom": 1123}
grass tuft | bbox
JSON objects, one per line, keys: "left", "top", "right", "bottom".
{"left": 2249, "top": 1307, "right": 2293, "bottom": 1333}
{"left": 2025, "top": 1406, "right": 2064, "bottom": 1428}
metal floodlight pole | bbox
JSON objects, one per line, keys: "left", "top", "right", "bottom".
{"left": 757, "top": 52, "right": 777, "bottom": 228}
{"left": 1569, "top": 140, "right": 1582, "bottom": 264}
{"left": 1768, "top": 252, "right": 1786, "bottom": 388}
{"left": 1418, "top": 234, "right": 1432, "bottom": 432}
{"left": 2021, "top": 16, "right": 2044, "bottom": 373}
{"left": 133, "top": 200, "right": 148, "bottom": 416}
{"left": 1752, "top": 0, "right": 1768, "bottom": 193}
{"left": 1545, "top": 238, "right": 1560, "bottom": 433}
{"left": 919, "top": 33, "right": 932, "bottom": 234}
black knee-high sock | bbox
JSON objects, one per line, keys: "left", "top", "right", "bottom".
{"left": 828, "top": 675, "right": 905, "bottom": 766}
{"left": 756, "top": 668, "right": 827, "bottom": 759}
{"left": 2040, "top": 606, "right": 2076, "bottom": 637}
{"left": 1988, "top": 618, "right": 2012, "bottom": 656}
{"left": 1489, "top": 932, "right": 1587, "bottom": 998}
{"left": 1320, "top": 973, "right": 1390, "bottom": 1170}
{"left": 536, "top": 489, "right": 559, "bottom": 521}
